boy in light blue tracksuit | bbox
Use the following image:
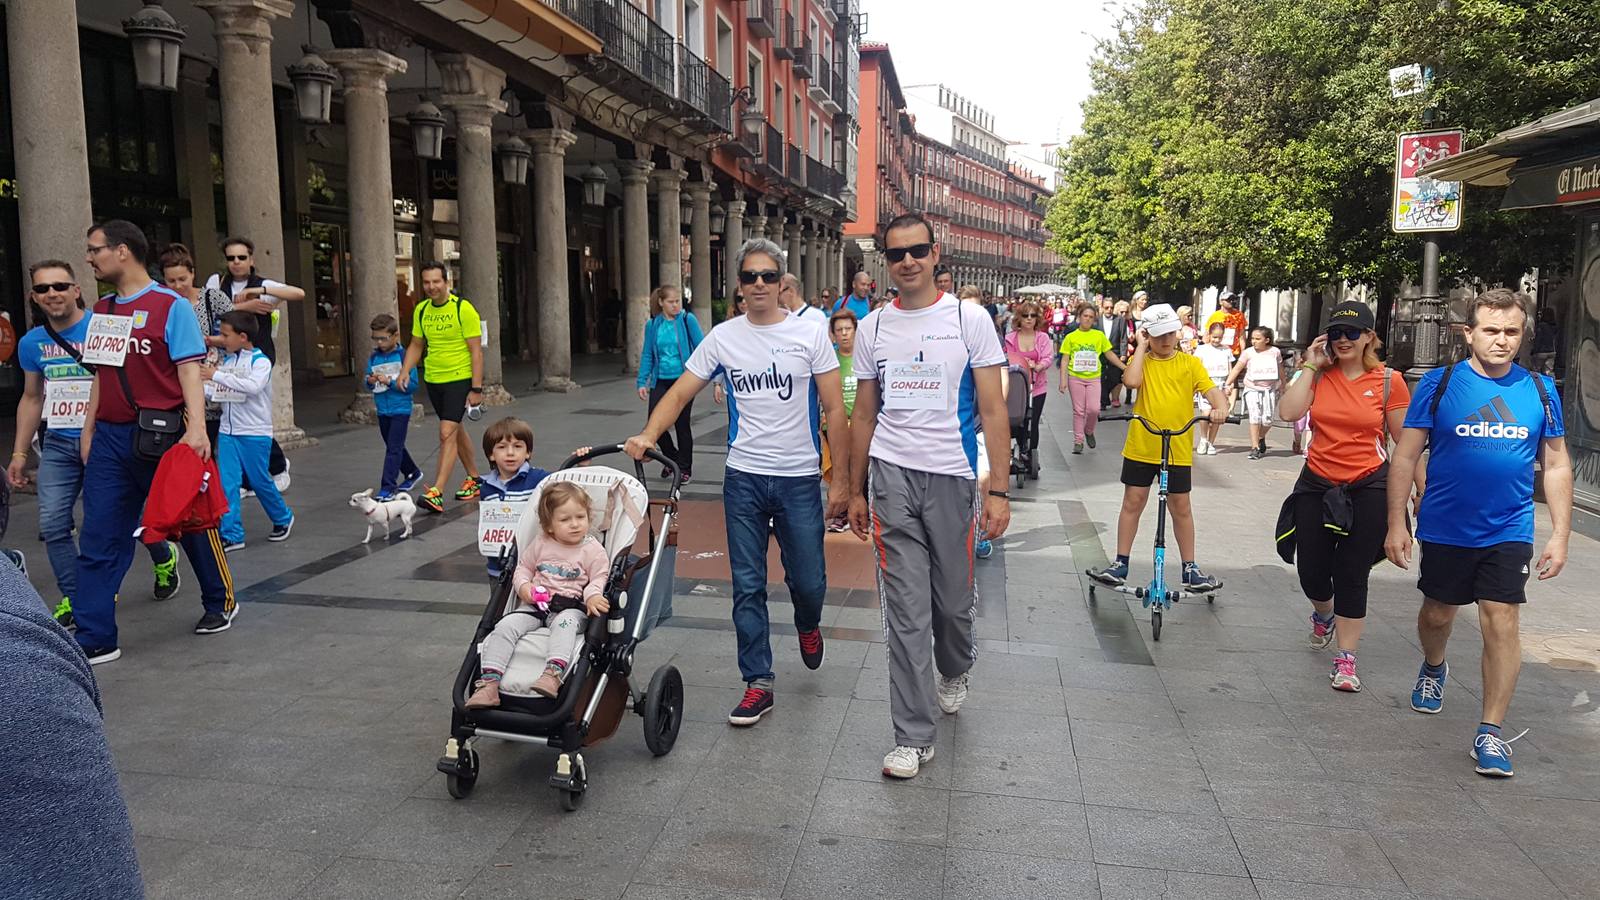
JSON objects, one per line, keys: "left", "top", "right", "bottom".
{"left": 366, "top": 313, "right": 421, "bottom": 498}
{"left": 635, "top": 286, "right": 704, "bottom": 480}
{"left": 205, "top": 311, "right": 294, "bottom": 549}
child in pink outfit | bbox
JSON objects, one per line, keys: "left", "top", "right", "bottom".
{"left": 467, "top": 482, "right": 611, "bottom": 708}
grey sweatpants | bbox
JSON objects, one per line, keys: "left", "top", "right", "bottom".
{"left": 868, "top": 458, "right": 980, "bottom": 747}
{"left": 480, "top": 607, "right": 586, "bottom": 675}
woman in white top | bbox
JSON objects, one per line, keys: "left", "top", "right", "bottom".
{"left": 1225, "top": 326, "right": 1285, "bottom": 459}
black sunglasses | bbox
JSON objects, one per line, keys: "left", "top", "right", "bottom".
{"left": 884, "top": 243, "right": 933, "bottom": 263}
{"left": 31, "top": 282, "right": 74, "bottom": 294}
{"left": 226, "top": 254, "right": 251, "bottom": 262}
{"left": 1325, "top": 325, "right": 1364, "bottom": 342}
{"left": 738, "top": 269, "right": 781, "bottom": 285}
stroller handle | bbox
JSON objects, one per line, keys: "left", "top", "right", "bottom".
{"left": 1099, "top": 413, "right": 1241, "bottom": 436}
{"left": 559, "top": 443, "right": 683, "bottom": 492}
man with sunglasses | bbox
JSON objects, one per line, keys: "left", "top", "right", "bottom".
{"left": 625, "top": 238, "right": 851, "bottom": 728}
{"left": 9, "top": 261, "right": 181, "bottom": 629}
{"left": 846, "top": 214, "right": 1011, "bottom": 780}
{"left": 781, "top": 272, "right": 826, "bottom": 322}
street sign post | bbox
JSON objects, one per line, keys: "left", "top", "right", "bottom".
{"left": 1393, "top": 130, "right": 1465, "bottom": 233}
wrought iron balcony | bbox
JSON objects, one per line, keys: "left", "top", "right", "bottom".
{"left": 679, "top": 44, "right": 732, "bottom": 134}
{"left": 773, "top": 12, "right": 797, "bottom": 61}
{"left": 789, "top": 18, "right": 813, "bottom": 79}
{"left": 747, "top": 0, "right": 778, "bottom": 39}
{"left": 805, "top": 156, "right": 843, "bottom": 200}
{"left": 810, "top": 54, "right": 836, "bottom": 109}
{"left": 759, "top": 123, "right": 785, "bottom": 177}
{"left": 827, "top": 61, "right": 848, "bottom": 118}
{"left": 953, "top": 138, "right": 1007, "bottom": 173}
{"left": 787, "top": 144, "right": 802, "bottom": 183}
{"left": 587, "top": 0, "right": 675, "bottom": 98}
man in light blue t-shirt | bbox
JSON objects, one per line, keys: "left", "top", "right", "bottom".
{"left": 1385, "top": 288, "right": 1573, "bottom": 778}
{"left": 831, "top": 270, "right": 873, "bottom": 322}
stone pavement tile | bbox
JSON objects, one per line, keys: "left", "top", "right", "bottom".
{"left": 970, "top": 650, "right": 1067, "bottom": 685}
{"left": 1186, "top": 729, "right": 1327, "bottom": 781}
{"left": 1068, "top": 716, "right": 1196, "bottom": 764}
{"left": 957, "top": 680, "right": 1068, "bottom": 715}
{"left": 345, "top": 797, "right": 532, "bottom": 866}
{"left": 1172, "top": 696, "right": 1295, "bottom": 732}
{"left": 632, "top": 819, "right": 803, "bottom": 898}
{"left": 1468, "top": 793, "right": 1600, "bottom": 846}
{"left": 116, "top": 728, "right": 441, "bottom": 797}
{"left": 1375, "top": 831, "right": 1564, "bottom": 899}
{"left": 851, "top": 666, "right": 889, "bottom": 701}
{"left": 245, "top": 695, "right": 414, "bottom": 739}
{"left": 1209, "top": 778, "right": 1502, "bottom": 838}
{"left": 806, "top": 777, "right": 949, "bottom": 847}
{"left": 1226, "top": 818, "right": 1404, "bottom": 890}
{"left": 1076, "top": 757, "right": 1221, "bottom": 816}
{"left": 669, "top": 647, "right": 865, "bottom": 698}
{"left": 1063, "top": 687, "right": 1179, "bottom": 726}
{"left": 121, "top": 772, "right": 401, "bottom": 855}
{"left": 1096, "top": 864, "right": 1261, "bottom": 899}
{"left": 1252, "top": 881, "right": 1414, "bottom": 900}
{"left": 293, "top": 858, "right": 478, "bottom": 900}
{"left": 781, "top": 835, "right": 944, "bottom": 900}
{"left": 1085, "top": 806, "right": 1247, "bottom": 877}
{"left": 1518, "top": 842, "right": 1600, "bottom": 900}
{"left": 840, "top": 698, "right": 895, "bottom": 735}
{"left": 942, "top": 848, "right": 1100, "bottom": 899}
{"left": 1310, "top": 743, "right": 1457, "bottom": 788}
{"left": 622, "top": 887, "right": 772, "bottom": 900}
{"left": 705, "top": 715, "right": 846, "bottom": 776}
{"left": 950, "top": 733, "right": 1082, "bottom": 803}
{"left": 1159, "top": 668, "right": 1274, "bottom": 704}
{"left": 946, "top": 792, "right": 1092, "bottom": 861}
{"left": 136, "top": 836, "right": 332, "bottom": 900}
{"left": 827, "top": 731, "right": 957, "bottom": 790}
{"left": 676, "top": 768, "right": 825, "bottom": 828}
{"left": 1059, "top": 659, "right": 1170, "bottom": 695}
{"left": 456, "top": 813, "right": 667, "bottom": 900}
{"left": 99, "top": 683, "right": 302, "bottom": 734}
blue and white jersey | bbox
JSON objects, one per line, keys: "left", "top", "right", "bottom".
{"left": 854, "top": 294, "right": 1006, "bottom": 479}
{"left": 685, "top": 314, "right": 837, "bottom": 477}
{"left": 18, "top": 314, "right": 94, "bottom": 439}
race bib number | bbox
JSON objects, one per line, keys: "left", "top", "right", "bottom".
{"left": 81, "top": 315, "right": 134, "bottom": 367}
{"left": 45, "top": 380, "right": 91, "bottom": 430}
{"left": 1071, "top": 349, "right": 1099, "bottom": 374}
{"left": 1246, "top": 354, "right": 1280, "bottom": 382}
{"left": 370, "top": 361, "right": 400, "bottom": 394}
{"left": 478, "top": 501, "right": 525, "bottom": 557}
{"left": 1222, "top": 327, "right": 1237, "bottom": 348}
{"left": 210, "top": 383, "right": 246, "bottom": 403}
{"left": 883, "top": 362, "right": 947, "bottom": 410}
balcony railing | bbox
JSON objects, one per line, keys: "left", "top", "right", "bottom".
{"left": 773, "top": 11, "right": 797, "bottom": 60}
{"left": 809, "top": 53, "right": 834, "bottom": 107}
{"left": 806, "top": 157, "right": 843, "bottom": 199}
{"left": 827, "top": 61, "right": 848, "bottom": 117}
{"left": 588, "top": 0, "right": 675, "bottom": 97}
{"left": 761, "top": 123, "right": 785, "bottom": 176}
{"left": 535, "top": 0, "right": 596, "bottom": 31}
{"left": 953, "top": 138, "right": 1007, "bottom": 173}
{"left": 679, "top": 45, "right": 732, "bottom": 133}
{"left": 787, "top": 144, "right": 802, "bottom": 183}
{"left": 791, "top": 36, "right": 814, "bottom": 79}
{"left": 747, "top": 0, "right": 778, "bottom": 39}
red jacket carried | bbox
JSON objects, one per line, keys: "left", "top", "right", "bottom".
{"left": 137, "top": 444, "right": 229, "bottom": 544}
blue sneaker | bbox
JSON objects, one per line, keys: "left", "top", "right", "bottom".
{"left": 1411, "top": 661, "right": 1447, "bottom": 714}
{"left": 975, "top": 538, "right": 993, "bottom": 559}
{"left": 374, "top": 490, "right": 397, "bottom": 502}
{"left": 1471, "top": 727, "right": 1524, "bottom": 778}
{"left": 1089, "top": 559, "right": 1129, "bottom": 586}
{"left": 397, "top": 471, "right": 424, "bottom": 492}
{"left": 1182, "top": 564, "right": 1220, "bottom": 592}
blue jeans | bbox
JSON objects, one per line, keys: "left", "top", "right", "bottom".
{"left": 218, "top": 433, "right": 293, "bottom": 543}
{"left": 36, "top": 429, "right": 169, "bottom": 602}
{"left": 723, "top": 467, "right": 827, "bottom": 685}
{"left": 75, "top": 422, "right": 234, "bottom": 649}
{"left": 376, "top": 414, "right": 419, "bottom": 492}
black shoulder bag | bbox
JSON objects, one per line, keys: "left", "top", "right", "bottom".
{"left": 58, "top": 304, "right": 185, "bottom": 462}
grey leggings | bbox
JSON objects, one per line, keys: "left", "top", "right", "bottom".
{"left": 480, "top": 607, "right": 586, "bottom": 675}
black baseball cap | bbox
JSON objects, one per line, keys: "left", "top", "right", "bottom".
{"left": 1324, "top": 301, "right": 1375, "bottom": 333}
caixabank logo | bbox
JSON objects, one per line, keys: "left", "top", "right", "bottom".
{"left": 1456, "top": 395, "right": 1531, "bottom": 441}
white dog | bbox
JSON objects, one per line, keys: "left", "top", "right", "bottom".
{"left": 349, "top": 489, "right": 416, "bottom": 543}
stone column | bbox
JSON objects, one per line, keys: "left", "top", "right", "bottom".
{"left": 786, "top": 221, "right": 804, "bottom": 287}
{"left": 6, "top": 1, "right": 95, "bottom": 301}
{"left": 805, "top": 225, "right": 823, "bottom": 305}
{"left": 829, "top": 236, "right": 842, "bottom": 297}
{"left": 327, "top": 49, "right": 406, "bottom": 424}
{"left": 175, "top": 57, "right": 222, "bottom": 278}
{"left": 767, "top": 208, "right": 784, "bottom": 246}
{"left": 723, "top": 199, "right": 746, "bottom": 316}
{"left": 652, "top": 166, "right": 686, "bottom": 289}
{"left": 619, "top": 159, "right": 654, "bottom": 374}
{"left": 528, "top": 128, "right": 578, "bottom": 391}
{"left": 687, "top": 179, "right": 713, "bottom": 333}
{"left": 744, "top": 204, "right": 765, "bottom": 253}
{"left": 197, "top": 0, "right": 307, "bottom": 447}
{"left": 437, "top": 54, "right": 510, "bottom": 403}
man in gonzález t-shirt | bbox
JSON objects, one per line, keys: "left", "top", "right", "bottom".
{"left": 1385, "top": 288, "right": 1573, "bottom": 779}
{"left": 398, "top": 262, "right": 484, "bottom": 514}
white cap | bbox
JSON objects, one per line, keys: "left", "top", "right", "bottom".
{"left": 1219, "top": 288, "right": 1235, "bottom": 301}
{"left": 1141, "top": 303, "right": 1182, "bottom": 337}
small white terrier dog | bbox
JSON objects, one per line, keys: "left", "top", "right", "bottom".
{"left": 349, "top": 489, "right": 416, "bottom": 542}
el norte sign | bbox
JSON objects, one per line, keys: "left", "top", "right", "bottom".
{"left": 1502, "top": 154, "right": 1600, "bottom": 210}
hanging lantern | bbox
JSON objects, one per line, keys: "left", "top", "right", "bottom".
{"left": 680, "top": 195, "right": 694, "bottom": 227}
{"left": 408, "top": 101, "right": 447, "bottom": 160}
{"left": 582, "top": 164, "right": 608, "bottom": 207}
{"left": 122, "top": 1, "right": 186, "bottom": 92}
{"left": 497, "top": 136, "right": 531, "bottom": 186}
{"left": 287, "top": 47, "right": 338, "bottom": 125}
{"left": 710, "top": 204, "right": 726, "bottom": 233}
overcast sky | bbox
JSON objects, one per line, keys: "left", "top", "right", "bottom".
{"left": 860, "top": 0, "right": 1123, "bottom": 148}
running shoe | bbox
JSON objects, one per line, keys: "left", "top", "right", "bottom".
{"left": 1182, "top": 565, "right": 1221, "bottom": 592}
{"left": 728, "top": 686, "right": 773, "bottom": 726}
{"left": 1247, "top": 447, "right": 1263, "bottom": 460}
{"left": 679, "top": 471, "right": 692, "bottom": 485}
{"left": 273, "top": 471, "right": 291, "bottom": 492}
{"left": 241, "top": 487, "right": 256, "bottom": 499}
{"left": 152, "top": 542, "right": 181, "bottom": 601}
{"left": 52, "top": 597, "right": 75, "bottom": 631}
{"left": 222, "top": 539, "right": 246, "bottom": 553}
{"left": 882, "top": 744, "right": 935, "bottom": 779}
{"left": 937, "top": 673, "right": 969, "bottom": 714}
{"left": 975, "top": 537, "right": 994, "bottom": 559}
{"left": 1089, "top": 559, "right": 1129, "bottom": 586}
{"left": 798, "top": 627, "right": 825, "bottom": 670}
{"left": 374, "top": 490, "right": 397, "bottom": 502}
{"left": 1471, "top": 727, "right": 1523, "bottom": 777}
{"left": 268, "top": 517, "right": 294, "bottom": 542}
{"left": 1308, "top": 613, "right": 1335, "bottom": 650}
{"left": 1085, "top": 433, "right": 1096, "bottom": 449}
{"left": 826, "top": 517, "right": 850, "bottom": 533}
{"left": 455, "top": 478, "right": 480, "bottom": 501}
{"left": 1330, "top": 653, "right": 1361, "bottom": 692}
{"left": 1411, "top": 661, "right": 1448, "bottom": 714}
{"left": 398, "top": 471, "right": 424, "bottom": 492}
{"left": 2, "top": 548, "right": 25, "bottom": 575}
{"left": 1072, "top": 442, "right": 1084, "bottom": 454}
{"left": 194, "top": 607, "right": 237, "bottom": 635}
{"left": 420, "top": 486, "right": 446, "bottom": 513}
{"left": 82, "top": 645, "right": 121, "bottom": 666}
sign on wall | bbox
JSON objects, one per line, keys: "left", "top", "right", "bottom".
{"left": 1393, "top": 130, "right": 1464, "bottom": 233}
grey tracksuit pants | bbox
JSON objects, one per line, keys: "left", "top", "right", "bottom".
{"left": 868, "top": 458, "right": 980, "bottom": 747}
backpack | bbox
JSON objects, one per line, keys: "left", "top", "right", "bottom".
{"left": 136, "top": 444, "right": 229, "bottom": 544}
{"left": 1428, "top": 360, "right": 1554, "bottom": 431}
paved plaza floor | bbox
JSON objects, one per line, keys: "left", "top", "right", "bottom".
{"left": 13, "top": 358, "right": 1600, "bottom": 899}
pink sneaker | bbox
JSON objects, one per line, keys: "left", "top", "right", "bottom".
{"left": 1330, "top": 653, "right": 1361, "bottom": 692}
{"left": 1309, "top": 613, "right": 1335, "bottom": 650}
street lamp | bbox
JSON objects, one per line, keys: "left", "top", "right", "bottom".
{"left": 680, "top": 195, "right": 694, "bottom": 227}
{"left": 407, "top": 100, "right": 447, "bottom": 160}
{"left": 496, "top": 136, "right": 531, "bottom": 186}
{"left": 710, "top": 204, "right": 726, "bottom": 233}
{"left": 122, "top": 1, "right": 186, "bottom": 92}
{"left": 286, "top": 47, "right": 338, "bottom": 125}
{"left": 582, "top": 164, "right": 609, "bottom": 207}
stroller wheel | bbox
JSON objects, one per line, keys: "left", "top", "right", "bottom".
{"left": 445, "top": 748, "right": 479, "bottom": 799}
{"left": 561, "top": 787, "right": 585, "bottom": 812}
{"left": 643, "top": 665, "right": 685, "bottom": 757}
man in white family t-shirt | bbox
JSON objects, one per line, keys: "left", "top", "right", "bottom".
{"left": 846, "top": 213, "right": 1012, "bottom": 780}
{"left": 626, "top": 238, "right": 850, "bottom": 728}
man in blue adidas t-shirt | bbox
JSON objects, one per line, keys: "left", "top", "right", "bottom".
{"left": 1386, "top": 289, "right": 1572, "bottom": 778}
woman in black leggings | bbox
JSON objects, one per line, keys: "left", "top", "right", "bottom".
{"left": 1275, "top": 303, "right": 1417, "bottom": 694}
{"left": 1000, "top": 298, "right": 1053, "bottom": 475}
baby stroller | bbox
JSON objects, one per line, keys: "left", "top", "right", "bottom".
{"left": 437, "top": 445, "right": 683, "bottom": 811}
{"left": 1006, "top": 366, "right": 1034, "bottom": 488}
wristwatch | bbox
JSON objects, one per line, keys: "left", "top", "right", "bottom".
{"left": 469, "top": 385, "right": 483, "bottom": 392}
{"left": 988, "top": 490, "right": 1010, "bottom": 499}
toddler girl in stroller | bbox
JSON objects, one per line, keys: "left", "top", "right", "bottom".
{"left": 466, "top": 482, "right": 611, "bottom": 708}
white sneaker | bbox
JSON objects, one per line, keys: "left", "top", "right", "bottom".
{"left": 1197, "top": 439, "right": 1211, "bottom": 456}
{"left": 882, "top": 744, "right": 935, "bottom": 779}
{"left": 937, "top": 673, "right": 969, "bottom": 714}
